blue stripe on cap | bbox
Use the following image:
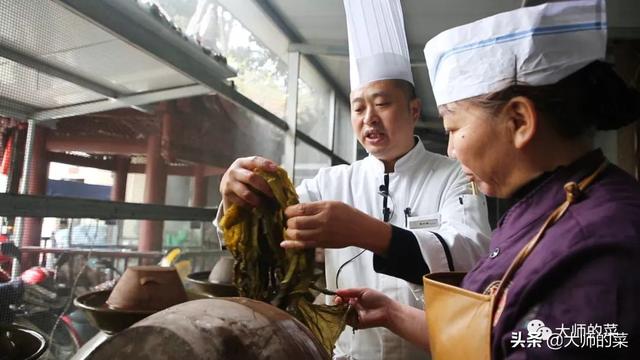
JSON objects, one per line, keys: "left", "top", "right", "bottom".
{"left": 432, "top": 21, "right": 607, "bottom": 80}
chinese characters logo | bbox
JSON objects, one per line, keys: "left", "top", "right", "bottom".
{"left": 511, "top": 320, "right": 628, "bottom": 349}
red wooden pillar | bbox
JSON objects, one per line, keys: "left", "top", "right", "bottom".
{"left": 111, "top": 156, "right": 130, "bottom": 202}
{"left": 5, "top": 126, "right": 26, "bottom": 237}
{"left": 192, "top": 165, "right": 207, "bottom": 208}
{"left": 139, "top": 134, "right": 167, "bottom": 253}
{"left": 22, "top": 126, "right": 49, "bottom": 267}
{"left": 6, "top": 125, "right": 27, "bottom": 195}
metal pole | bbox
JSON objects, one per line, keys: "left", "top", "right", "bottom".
{"left": 328, "top": 90, "right": 337, "bottom": 155}
{"left": 11, "top": 119, "right": 36, "bottom": 279}
{"left": 283, "top": 52, "right": 300, "bottom": 178}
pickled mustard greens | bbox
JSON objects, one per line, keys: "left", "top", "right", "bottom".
{"left": 219, "top": 167, "right": 352, "bottom": 356}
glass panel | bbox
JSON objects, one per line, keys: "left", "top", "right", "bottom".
{"left": 294, "top": 140, "right": 331, "bottom": 186}
{"left": 296, "top": 59, "right": 332, "bottom": 148}
{"left": 334, "top": 100, "right": 356, "bottom": 162}
{"left": 149, "top": 0, "right": 289, "bottom": 118}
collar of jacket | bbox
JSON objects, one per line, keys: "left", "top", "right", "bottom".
{"left": 365, "top": 135, "right": 426, "bottom": 174}
{"left": 495, "top": 148, "right": 607, "bottom": 232}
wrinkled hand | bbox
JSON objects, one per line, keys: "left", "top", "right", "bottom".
{"left": 334, "top": 288, "right": 395, "bottom": 329}
{"left": 282, "top": 201, "right": 383, "bottom": 250}
{"left": 220, "top": 156, "right": 278, "bottom": 210}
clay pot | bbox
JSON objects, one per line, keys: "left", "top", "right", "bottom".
{"left": 84, "top": 298, "right": 329, "bottom": 360}
{"left": 106, "top": 266, "right": 187, "bottom": 311}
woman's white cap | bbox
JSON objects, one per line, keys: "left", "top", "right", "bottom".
{"left": 424, "top": 0, "right": 607, "bottom": 106}
{"left": 344, "top": 0, "right": 414, "bottom": 91}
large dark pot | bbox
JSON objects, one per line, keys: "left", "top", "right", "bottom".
{"left": 0, "top": 324, "right": 48, "bottom": 360}
{"left": 84, "top": 298, "right": 329, "bottom": 360}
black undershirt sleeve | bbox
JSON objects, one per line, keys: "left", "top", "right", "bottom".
{"left": 373, "top": 225, "right": 430, "bottom": 285}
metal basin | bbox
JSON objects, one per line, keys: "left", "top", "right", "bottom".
{"left": 73, "top": 290, "right": 155, "bottom": 334}
{"left": 74, "top": 290, "right": 213, "bottom": 334}
{"left": 186, "top": 271, "right": 238, "bottom": 297}
{"left": 0, "top": 324, "right": 48, "bottom": 360}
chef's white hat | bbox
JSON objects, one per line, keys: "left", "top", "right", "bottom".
{"left": 344, "top": 0, "right": 414, "bottom": 91}
{"left": 424, "top": 0, "right": 607, "bottom": 106}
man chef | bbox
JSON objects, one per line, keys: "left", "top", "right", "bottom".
{"left": 217, "top": 0, "right": 491, "bottom": 358}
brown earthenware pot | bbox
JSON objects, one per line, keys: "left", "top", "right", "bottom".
{"left": 106, "top": 266, "right": 187, "bottom": 311}
{"left": 84, "top": 298, "right": 329, "bottom": 360}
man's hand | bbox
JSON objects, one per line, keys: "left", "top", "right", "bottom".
{"left": 220, "top": 156, "right": 278, "bottom": 211}
{"left": 282, "top": 201, "right": 391, "bottom": 254}
{"left": 334, "top": 287, "right": 395, "bottom": 329}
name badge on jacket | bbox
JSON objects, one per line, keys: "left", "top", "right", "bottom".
{"left": 408, "top": 213, "right": 441, "bottom": 229}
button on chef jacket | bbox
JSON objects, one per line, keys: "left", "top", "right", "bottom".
{"left": 297, "top": 137, "right": 491, "bottom": 360}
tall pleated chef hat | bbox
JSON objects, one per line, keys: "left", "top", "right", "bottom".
{"left": 424, "top": 0, "right": 607, "bottom": 106}
{"left": 344, "top": 0, "right": 414, "bottom": 91}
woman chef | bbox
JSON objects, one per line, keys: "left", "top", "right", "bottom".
{"left": 336, "top": 1, "right": 640, "bottom": 359}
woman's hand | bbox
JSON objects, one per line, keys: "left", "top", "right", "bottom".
{"left": 336, "top": 287, "right": 431, "bottom": 352}
{"left": 335, "top": 288, "right": 396, "bottom": 329}
{"left": 219, "top": 156, "right": 277, "bottom": 211}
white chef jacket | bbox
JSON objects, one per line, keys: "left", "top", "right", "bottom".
{"left": 296, "top": 138, "right": 491, "bottom": 360}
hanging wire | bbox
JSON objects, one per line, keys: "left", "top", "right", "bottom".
{"left": 335, "top": 173, "right": 392, "bottom": 289}
{"left": 335, "top": 248, "right": 366, "bottom": 289}
{"left": 45, "top": 249, "right": 92, "bottom": 357}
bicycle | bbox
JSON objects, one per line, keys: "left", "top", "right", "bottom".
{"left": 1, "top": 242, "right": 85, "bottom": 359}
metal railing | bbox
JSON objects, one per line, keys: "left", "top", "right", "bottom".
{"left": 19, "top": 246, "right": 224, "bottom": 283}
